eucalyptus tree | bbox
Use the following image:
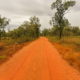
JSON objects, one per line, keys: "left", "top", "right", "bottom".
{"left": 0, "top": 16, "right": 9, "bottom": 39}
{"left": 29, "top": 16, "right": 41, "bottom": 38}
{"left": 51, "top": 0, "right": 76, "bottom": 39}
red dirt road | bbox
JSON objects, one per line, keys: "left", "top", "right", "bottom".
{"left": 0, "top": 37, "right": 80, "bottom": 80}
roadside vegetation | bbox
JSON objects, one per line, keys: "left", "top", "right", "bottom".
{"left": 0, "top": 16, "right": 41, "bottom": 64}
{"left": 47, "top": 36, "right": 80, "bottom": 71}
{"left": 41, "top": 0, "right": 80, "bottom": 72}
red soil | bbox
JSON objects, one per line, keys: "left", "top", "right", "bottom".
{"left": 0, "top": 37, "right": 80, "bottom": 80}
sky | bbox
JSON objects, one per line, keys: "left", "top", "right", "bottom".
{"left": 0, "top": 0, "right": 80, "bottom": 30}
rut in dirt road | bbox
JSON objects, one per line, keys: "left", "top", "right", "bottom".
{"left": 0, "top": 37, "right": 80, "bottom": 80}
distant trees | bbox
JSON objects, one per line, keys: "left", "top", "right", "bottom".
{"left": 41, "top": 29, "right": 51, "bottom": 36}
{"left": 0, "top": 16, "right": 9, "bottom": 40}
{"left": 63, "top": 27, "right": 73, "bottom": 36}
{"left": 29, "top": 16, "right": 41, "bottom": 38}
{"left": 50, "top": 0, "right": 76, "bottom": 39}
{"left": 20, "top": 16, "right": 41, "bottom": 38}
{"left": 42, "top": 26, "right": 80, "bottom": 37}
{"left": 7, "top": 16, "right": 41, "bottom": 43}
{"left": 72, "top": 27, "right": 80, "bottom": 36}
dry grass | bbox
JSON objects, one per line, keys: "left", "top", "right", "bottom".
{"left": 48, "top": 36, "right": 80, "bottom": 72}
{"left": 0, "top": 41, "right": 31, "bottom": 65}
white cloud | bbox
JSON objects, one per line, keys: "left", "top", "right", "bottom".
{"left": 0, "top": 0, "right": 80, "bottom": 30}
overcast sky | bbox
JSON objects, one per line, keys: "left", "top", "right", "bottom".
{"left": 0, "top": 0, "right": 80, "bottom": 30}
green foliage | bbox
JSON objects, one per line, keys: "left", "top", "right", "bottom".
{"left": 72, "top": 27, "right": 80, "bottom": 36}
{"left": 29, "top": 16, "right": 41, "bottom": 38}
{"left": 6, "top": 16, "right": 41, "bottom": 44}
{"left": 63, "top": 27, "right": 73, "bottom": 36}
{"left": 51, "top": 0, "right": 76, "bottom": 39}
{"left": 42, "top": 26, "right": 80, "bottom": 37}
{"left": 41, "top": 29, "right": 51, "bottom": 36}
{"left": 63, "top": 26, "right": 80, "bottom": 36}
{"left": 0, "top": 15, "right": 9, "bottom": 40}
{"left": 63, "top": 1, "right": 76, "bottom": 10}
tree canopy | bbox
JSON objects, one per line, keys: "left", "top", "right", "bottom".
{"left": 51, "top": 0, "right": 76, "bottom": 39}
{"left": 0, "top": 16, "right": 9, "bottom": 39}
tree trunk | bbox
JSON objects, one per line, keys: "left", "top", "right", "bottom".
{"left": 59, "top": 28, "right": 63, "bottom": 39}
{"left": 0, "top": 31, "right": 1, "bottom": 40}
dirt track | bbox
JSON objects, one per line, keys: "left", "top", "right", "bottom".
{"left": 0, "top": 37, "right": 80, "bottom": 80}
